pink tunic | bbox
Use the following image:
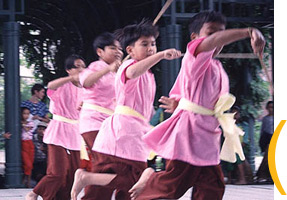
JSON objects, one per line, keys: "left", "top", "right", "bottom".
{"left": 143, "top": 37, "right": 229, "bottom": 166}
{"left": 21, "top": 121, "right": 34, "bottom": 140}
{"left": 93, "top": 59, "right": 156, "bottom": 162}
{"left": 79, "top": 60, "right": 116, "bottom": 133}
{"left": 43, "top": 82, "right": 82, "bottom": 151}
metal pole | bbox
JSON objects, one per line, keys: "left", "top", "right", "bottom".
{"left": 160, "top": 24, "right": 182, "bottom": 119}
{"left": 209, "top": 0, "right": 214, "bottom": 11}
{"left": 3, "top": 21, "right": 22, "bottom": 188}
{"left": 248, "top": 117, "right": 255, "bottom": 172}
{"left": 170, "top": 0, "right": 176, "bottom": 25}
{"left": 242, "top": 65, "right": 255, "bottom": 172}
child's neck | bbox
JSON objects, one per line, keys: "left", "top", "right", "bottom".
{"left": 99, "top": 58, "right": 110, "bottom": 64}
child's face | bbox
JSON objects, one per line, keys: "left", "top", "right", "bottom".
{"left": 98, "top": 41, "right": 123, "bottom": 64}
{"left": 22, "top": 109, "right": 30, "bottom": 121}
{"left": 127, "top": 36, "right": 157, "bottom": 61}
{"left": 37, "top": 126, "right": 46, "bottom": 139}
{"left": 67, "top": 59, "right": 85, "bottom": 75}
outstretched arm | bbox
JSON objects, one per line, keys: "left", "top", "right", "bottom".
{"left": 125, "top": 49, "right": 182, "bottom": 80}
{"left": 83, "top": 60, "right": 121, "bottom": 88}
{"left": 195, "top": 28, "right": 265, "bottom": 57}
{"left": 47, "top": 76, "right": 75, "bottom": 90}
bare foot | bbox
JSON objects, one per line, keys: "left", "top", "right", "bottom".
{"left": 25, "top": 191, "right": 38, "bottom": 200}
{"left": 129, "top": 168, "right": 154, "bottom": 200}
{"left": 71, "top": 169, "right": 87, "bottom": 200}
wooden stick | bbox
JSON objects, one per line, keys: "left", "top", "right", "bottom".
{"left": 152, "top": 0, "right": 174, "bottom": 26}
{"left": 122, "top": 0, "right": 174, "bottom": 63}
{"left": 258, "top": 55, "right": 274, "bottom": 95}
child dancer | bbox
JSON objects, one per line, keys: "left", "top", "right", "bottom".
{"left": 129, "top": 11, "right": 265, "bottom": 200}
{"left": 26, "top": 54, "right": 85, "bottom": 200}
{"left": 79, "top": 32, "right": 123, "bottom": 199}
{"left": 70, "top": 20, "right": 181, "bottom": 200}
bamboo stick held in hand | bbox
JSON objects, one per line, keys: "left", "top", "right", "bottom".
{"left": 122, "top": 0, "right": 174, "bottom": 63}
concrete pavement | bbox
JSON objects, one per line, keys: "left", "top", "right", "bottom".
{"left": 0, "top": 184, "right": 274, "bottom": 200}
{"left": 0, "top": 150, "right": 274, "bottom": 199}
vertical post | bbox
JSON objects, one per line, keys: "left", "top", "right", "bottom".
{"left": 3, "top": 21, "right": 22, "bottom": 188}
{"left": 242, "top": 65, "right": 255, "bottom": 172}
{"left": 160, "top": 24, "right": 182, "bottom": 119}
{"left": 170, "top": 0, "right": 176, "bottom": 25}
{"left": 248, "top": 117, "right": 255, "bottom": 172}
{"left": 218, "top": 0, "right": 222, "bottom": 12}
{"left": 200, "top": 0, "right": 204, "bottom": 11}
{"left": 209, "top": 0, "right": 214, "bottom": 10}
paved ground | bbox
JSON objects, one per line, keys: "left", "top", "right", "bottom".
{"left": 0, "top": 150, "right": 274, "bottom": 199}
{"left": 0, "top": 184, "right": 274, "bottom": 200}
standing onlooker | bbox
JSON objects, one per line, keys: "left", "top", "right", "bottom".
{"left": 4, "top": 107, "right": 35, "bottom": 188}
{"left": 32, "top": 121, "right": 48, "bottom": 183}
{"left": 21, "top": 84, "right": 50, "bottom": 131}
{"left": 256, "top": 101, "right": 274, "bottom": 183}
{"left": 259, "top": 101, "right": 274, "bottom": 153}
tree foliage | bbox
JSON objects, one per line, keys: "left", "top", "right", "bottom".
{"left": 15, "top": 0, "right": 161, "bottom": 85}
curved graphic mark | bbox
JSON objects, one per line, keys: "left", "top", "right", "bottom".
{"left": 268, "top": 120, "right": 287, "bottom": 195}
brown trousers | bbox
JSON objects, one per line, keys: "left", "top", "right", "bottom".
{"left": 81, "top": 131, "right": 114, "bottom": 200}
{"left": 33, "top": 144, "right": 80, "bottom": 200}
{"left": 137, "top": 160, "right": 225, "bottom": 200}
{"left": 94, "top": 151, "right": 146, "bottom": 200}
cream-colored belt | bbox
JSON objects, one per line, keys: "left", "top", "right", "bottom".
{"left": 178, "top": 93, "right": 245, "bottom": 163}
{"left": 114, "top": 105, "right": 147, "bottom": 121}
{"left": 53, "top": 114, "right": 90, "bottom": 160}
{"left": 114, "top": 105, "right": 157, "bottom": 160}
{"left": 82, "top": 102, "right": 114, "bottom": 116}
{"left": 53, "top": 114, "right": 79, "bottom": 124}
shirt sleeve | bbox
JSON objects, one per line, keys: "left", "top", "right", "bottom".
{"left": 186, "top": 37, "right": 216, "bottom": 78}
{"left": 119, "top": 60, "right": 138, "bottom": 84}
{"left": 169, "top": 37, "right": 216, "bottom": 100}
{"left": 47, "top": 87, "right": 60, "bottom": 102}
{"left": 118, "top": 60, "right": 141, "bottom": 94}
{"left": 79, "top": 68, "right": 93, "bottom": 88}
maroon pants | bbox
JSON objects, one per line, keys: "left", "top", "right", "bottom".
{"left": 137, "top": 160, "right": 225, "bottom": 200}
{"left": 81, "top": 131, "right": 114, "bottom": 200}
{"left": 33, "top": 144, "right": 80, "bottom": 200}
{"left": 94, "top": 151, "right": 146, "bottom": 200}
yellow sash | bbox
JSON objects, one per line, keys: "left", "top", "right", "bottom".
{"left": 80, "top": 137, "right": 90, "bottom": 161}
{"left": 53, "top": 114, "right": 79, "bottom": 124}
{"left": 114, "top": 105, "right": 146, "bottom": 121}
{"left": 114, "top": 105, "right": 157, "bottom": 160}
{"left": 82, "top": 102, "right": 114, "bottom": 116}
{"left": 178, "top": 94, "right": 245, "bottom": 163}
{"left": 52, "top": 114, "right": 90, "bottom": 160}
